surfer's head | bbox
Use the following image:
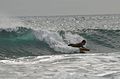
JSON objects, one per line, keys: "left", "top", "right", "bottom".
{"left": 81, "top": 40, "right": 86, "bottom": 45}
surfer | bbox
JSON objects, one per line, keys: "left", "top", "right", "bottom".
{"left": 68, "top": 40, "right": 90, "bottom": 53}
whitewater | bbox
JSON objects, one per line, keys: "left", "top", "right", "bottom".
{"left": 0, "top": 15, "right": 120, "bottom": 79}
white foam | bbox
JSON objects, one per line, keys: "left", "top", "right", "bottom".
{"left": 64, "top": 32, "right": 84, "bottom": 44}
{"left": 0, "top": 52, "right": 120, "bottom": 79}
{"left": 34, "top": 29, "right": 84, "bottom": 53}
{"left": 96, "top": 71, "right": 119, "bottom": 77}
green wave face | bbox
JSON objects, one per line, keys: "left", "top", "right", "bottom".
{"left": 0, "top": 27, "right": 34, "bottom": 44}
{"left": 0, "top": 27, "right": 54, "bottom": 59}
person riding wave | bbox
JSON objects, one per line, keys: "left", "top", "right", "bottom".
{"left": 68, "top": 40, "right": 86, "bottom": 47}
{"left": 68, "top": 40, "right": 89, "bottom": 53}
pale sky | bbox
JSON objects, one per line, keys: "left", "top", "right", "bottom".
{"left": 0, "top": 0, "right": 119, "bottom": 16}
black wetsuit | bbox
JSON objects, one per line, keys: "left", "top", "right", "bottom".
{"left": 68, "top": 43, "right": 84, "bottom": 48}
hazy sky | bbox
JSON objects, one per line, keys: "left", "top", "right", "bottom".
{"left": 0, "top": 0, "right": 120, "bottom": 16}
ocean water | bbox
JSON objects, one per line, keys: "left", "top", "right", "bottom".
{"left": 0, "top": 15, "right": 120, "bottom": 79}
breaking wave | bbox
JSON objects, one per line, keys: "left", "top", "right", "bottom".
{"left": 0, "top": 16, "right": 120, "bottom": 59}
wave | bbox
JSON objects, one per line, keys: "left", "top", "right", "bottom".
{"left": 0, "top": 26, "right": 119, "bottom": 59}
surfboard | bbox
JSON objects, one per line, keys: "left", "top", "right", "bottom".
{"left": 80, "top": 48, "right": 90, "bottom": 53}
